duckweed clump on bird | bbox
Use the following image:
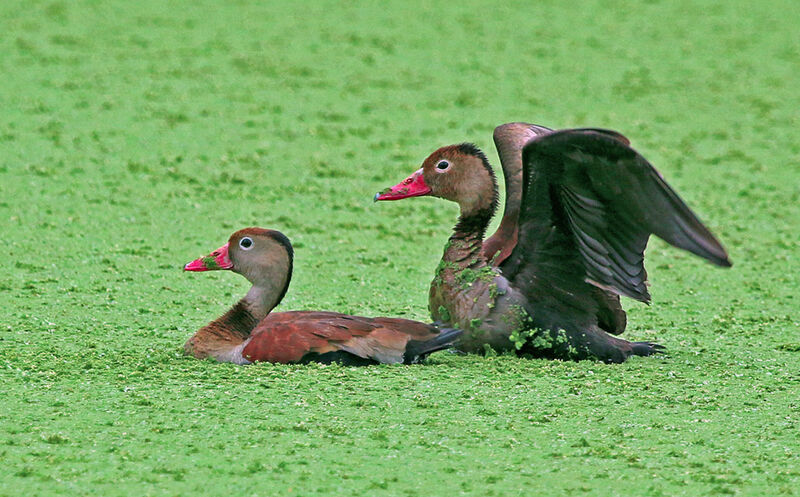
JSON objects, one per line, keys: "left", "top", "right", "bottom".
{"left": 505, "top": 305, "right": 537, "bottom": 349}
{"left": 454, "top": 264, "right": 497, "bottom": 290}
{"left": 517, "top": 328, "right": 581, "bottom": 361}
{"left": 435, "top": 305, "right": 451, "bottom": 323}
{"left": 200, "top": 256, "right": 220, "bottom": 270}
{"left": 486, "top": 281, "right": 504, "bottom": 309}
{"left": 2, "top": 0, "right": 799, "bottom": 496}
{"left": 432, "top": 259, "right": 460, "bottom": 286}
{"left": 455, "top": 267, "right": 479, "bottom": 287}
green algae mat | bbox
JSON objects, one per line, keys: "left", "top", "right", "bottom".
{"left": 1, "top": 0, "right": 798, "bottom": 495}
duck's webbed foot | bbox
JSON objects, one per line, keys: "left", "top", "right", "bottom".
{"left": 581, "top": 332, "right": 666, "bottom": 363}
{"left": 630, "top": 341, "right": 666, "bottom": 357}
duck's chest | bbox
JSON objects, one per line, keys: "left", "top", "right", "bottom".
{"left": 429, "top": 264, "right": 501, "bottom": 324}
{"left": 429, "top": 264, "right": 531, "bottom": 353}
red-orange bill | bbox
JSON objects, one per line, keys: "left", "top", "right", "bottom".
{"left": 374, "top": 168, "right": 431, "bottom": 201}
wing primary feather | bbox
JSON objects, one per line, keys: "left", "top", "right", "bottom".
{"left": 558, "top": 186, "right": 650, "bottom": 301}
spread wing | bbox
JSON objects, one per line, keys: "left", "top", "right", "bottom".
{"left": 487, "top": 124, "right": 634, "bottom": 333}
{"left": 500, "top": 129, "right": 730, "bottom": 320}
{"left": 485, "top": 123, "right": 633, "bottom": 265}
{"left": 240, "top": 311, "right": 458, "bottom": 364}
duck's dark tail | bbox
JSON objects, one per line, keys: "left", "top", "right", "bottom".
{"left": 403, "top": 327, "right": 463, "bottom": 364}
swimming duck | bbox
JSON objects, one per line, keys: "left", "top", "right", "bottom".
{"left": 375, "top": 123, "right": 731, "bottom": 363}
{"left": 183, "top": 228, "right": 461, "bottom": 365}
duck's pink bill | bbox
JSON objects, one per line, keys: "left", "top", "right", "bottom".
{"left": 374, "top": 168, "right": 432, "bottom": 201}
{"left": 184, "top": 242, "right": 233, "bottom": 271}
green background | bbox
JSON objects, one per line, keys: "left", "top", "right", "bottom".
{"left": 1, "top": 0, "right": 798, "bottom": 495}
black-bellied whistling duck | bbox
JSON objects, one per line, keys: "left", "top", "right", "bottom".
{"left": 375, "top": 123, "right": 732, "bottom": 363}
{"left": 183, "top": 228, "right": 461, "bottom": 365}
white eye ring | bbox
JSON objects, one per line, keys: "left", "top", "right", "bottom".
{"left": 239, "top": 237, "right": 254, "bottom": 250}
{"left": 435, "top": 160, "right": 450, "bottom": 172}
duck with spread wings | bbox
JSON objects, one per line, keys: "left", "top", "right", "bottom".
{"left": 375, "top": 123, "right": 731, "bottom": 363}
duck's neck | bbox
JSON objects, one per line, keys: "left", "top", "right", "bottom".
{"left": 208, "top": 285, "right": 279, "bottom": 339}
{"left": 443, "top": 206, "right": 495, "bottom": 267}
{"left": 200, "top": 299, "right": 261, "bottom": 343}
{"left": 185, "top": 275, "right": 290, "bottom": 360}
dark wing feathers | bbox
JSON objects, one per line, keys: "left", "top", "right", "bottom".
{"left": 489, "top": 123, "right": 631, "bottom": 334}
{"left": 558, "top": 186, "right": 650, "bottom": 301}
{"left": 573, "top": 133, "right": 731, "bottom": 266}
{"left": 577, "top": 128, "right": 631, "bottom": 146}
{"left": 403, "top": 327, "right": 462, "bottom": 363}
{"left": 503, "top": 129, "right": 730, "bottom": 313}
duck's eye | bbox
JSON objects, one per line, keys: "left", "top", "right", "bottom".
{"left": 239, "top": 237, "right": 254, "bottom": 250}
{"left": 435, "top": 160, "right": 450, "bottom": 171}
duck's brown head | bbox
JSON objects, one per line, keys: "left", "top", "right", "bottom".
{"left": 184, "top": 228, "right": 294, "bottom": 301}
{"left": 375, "top": 143, "right": 498, "bottom": 217}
